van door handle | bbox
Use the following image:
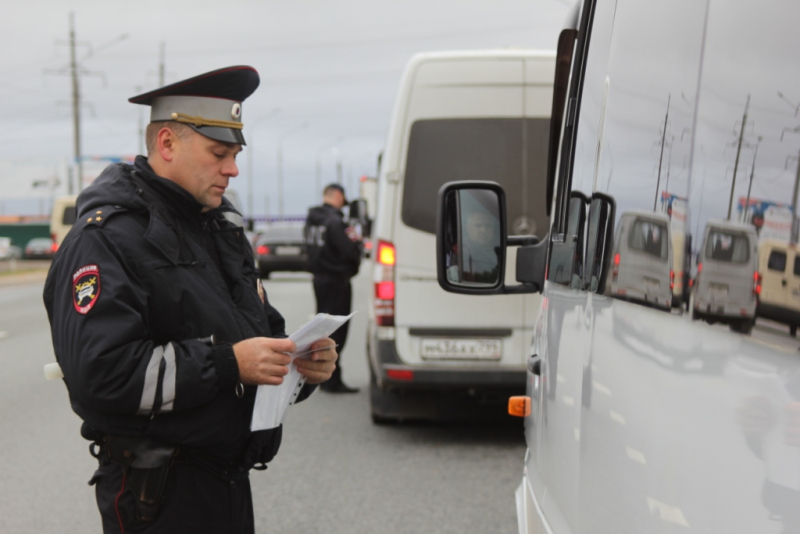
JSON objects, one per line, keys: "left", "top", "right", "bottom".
{"left": 527, "top": 355, "right": 541, "bottom": 375}
{"left": 783, "top": 279, "right": 788, "bottom": 287}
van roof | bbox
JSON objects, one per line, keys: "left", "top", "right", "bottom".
{"left": 704, "top": 219, "right": 758, "bottom": 234}
{"left": 620, "top": 209, "right": 670, "bottom": 223}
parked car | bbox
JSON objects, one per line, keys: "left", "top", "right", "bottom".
{"left": 0, "top": 237, "right": 22, "bottom": 260}
{"left": 693, "top": 220, "right": 759, "bottom": 334}
{"left": 254, "top": 223, "right": 309, "bottom": 278}
{"left": 756, "top": 239, "right": 800, "bottom": 336}
{"left": 24, "top": 237, "right": 57, "bottom": 260}
{"left": 436, "top": 0, "right": 800, "bottom": 532}
{"left": 367, "top": 49, "right": 555, "bottom": 423}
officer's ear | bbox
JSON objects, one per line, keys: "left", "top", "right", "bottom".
{"left": 156, "top": 126, "right": 181, "bottom": 162}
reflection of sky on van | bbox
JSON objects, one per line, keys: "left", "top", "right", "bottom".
{"left": 571, "top": 0, "right": 704, "bottom": 225}
{"left": 690, "top": 0, "right": 800, "bottom": 239}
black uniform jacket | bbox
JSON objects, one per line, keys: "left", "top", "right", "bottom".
{"left": 43, "top": 156, "right": 313, "bottom": 467}
{"left": 304, "top": 203, "right": 361, "bottom": 279}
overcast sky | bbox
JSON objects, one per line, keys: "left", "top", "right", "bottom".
{"left": 0, "top": 0, "right": 570, "bottom": 217}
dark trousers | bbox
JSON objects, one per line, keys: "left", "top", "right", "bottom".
{"left": 93, "top": 460, "right": 254, "bottom": 534}
{"left": 313, "top": 273, "right": 352, "bottom": 384}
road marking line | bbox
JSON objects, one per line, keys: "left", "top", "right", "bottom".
{"left": 610, "top": 410, "right": 626, "bottom": 425}
{"left": 0, "top": 331, "right": 7, "bottom": 340}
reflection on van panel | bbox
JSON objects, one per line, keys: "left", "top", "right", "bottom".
{"left": 757, "top": 239, "right": 800, "bottom": 337}
{"left": 610, "top": 211, "right": 672, "bottom": 310}
{"left": 692, "top": 221, "right": 758, "bottom": 333}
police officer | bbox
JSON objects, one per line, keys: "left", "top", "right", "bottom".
{"left": 43, "top": 66, "right": 338, "bottom": 534}
{"left": 305, "top": 184, "right": 362, "bottom": 393}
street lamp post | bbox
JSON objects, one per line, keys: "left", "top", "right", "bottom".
{"left": 315, "top": 136, "right": 344, "bottom": 197}
{"left": 276, "top": 122, "right": 308, "bottom": 220}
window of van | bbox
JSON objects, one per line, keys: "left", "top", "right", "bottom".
{"left": 768, "top": 251, "right": 787, "bottom": 272}
{"left": 62, "top": 206, "right": 77, "bottom": 225}
{"left": 705, "top": 231, "right": 749, "bottom": 263}
{"left": 628, "top": 219, "right": 668, "bottom": 259}
{"left": 402, "top": 118, "right": 550, "bottom": 236}
{"left": 794, "top": 256, "right": 800, "bottom": 277}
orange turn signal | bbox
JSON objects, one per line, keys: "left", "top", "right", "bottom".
{"left": 508, "top": 396, "right": 531, "bottom": 417}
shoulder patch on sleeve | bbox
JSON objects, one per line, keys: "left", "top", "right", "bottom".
{"left": 73, "top": 264, "right": 101, "bottom": 314}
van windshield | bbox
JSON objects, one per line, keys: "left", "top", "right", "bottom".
{"left": 628, "top": 219, "right": 668, "bottom": 259}
{"left": 402, "top": 118, "right": 550, "bottom": 236}
{"left": 705, "top": 231, "right": 749, "bottom": 263}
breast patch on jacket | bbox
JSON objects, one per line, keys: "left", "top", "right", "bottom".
{"left": 73, "top": 264, "right": 101, "bottom": 314}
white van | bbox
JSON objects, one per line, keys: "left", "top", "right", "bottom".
{"left": 50, "top": 195, "right": 78, "bottom": 248}
{"left": 436, "top": 0, "right": 800, "bottom": 531}
{"left": 693, "top": 220, "right": 758, "bottom": 333}
{"left": 367, "top": 50, "right": 554, "bottom": 422}
{"left": 756, "top": 239, "right": 800, "bottom": 336}
{"left": 609, "top": 210, "right": 673, "bottom": 310}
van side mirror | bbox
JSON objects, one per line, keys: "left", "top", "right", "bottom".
{"left": 436, "top": 181, "right": 544, "bottom": 295}
{"left": 583, "top": 193, "right": 616, "bottom": 293}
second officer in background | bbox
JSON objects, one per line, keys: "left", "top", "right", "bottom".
{"left": 305, "top": 184, "right": 362, "bottom": 393}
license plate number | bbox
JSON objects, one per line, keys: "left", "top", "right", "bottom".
{"left": 709, "top": 284, "right": 728, "bottom": 300}
{"left": 420, "top": 338, "right": 502, "bottom": 360}
{"left": 275, "top": 246, "right": 301, "bottom": 255}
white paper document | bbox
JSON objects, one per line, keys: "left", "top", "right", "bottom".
{"left": 250, "top": 312, "right": 355, "bottom": 431}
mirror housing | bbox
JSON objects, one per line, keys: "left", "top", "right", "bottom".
{"left": 436, "top": 181, "right": 545, "bottom": 295}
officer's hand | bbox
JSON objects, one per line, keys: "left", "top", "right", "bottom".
{"left": 294, "top": 338, "right": 338, "bottom": 385}
{"left": 233, "top": 337, "right": 296, "bottom": 386}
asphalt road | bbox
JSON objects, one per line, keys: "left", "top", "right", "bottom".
{"left": 0, "top": 268, "right": 526, "bottom": 534}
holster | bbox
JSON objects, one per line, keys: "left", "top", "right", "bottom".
{"left": 104, "top": 435, "right": 177, "bottom": 522}
{"left": 241, "top": 425, "right": 283, "bottom": 471}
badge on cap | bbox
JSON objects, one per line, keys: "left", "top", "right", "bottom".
{"left": 231, "top": 102, "right": 241, "bottom": 120}
{"left": 72, "top": 264, "right": 101, "bottom": 314}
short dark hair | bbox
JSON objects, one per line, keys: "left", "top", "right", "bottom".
{"left": 144, "top": 121, "right": 194, "bottom": 155}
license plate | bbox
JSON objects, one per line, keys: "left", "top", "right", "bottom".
{"left": 645, "top": 278, "right": 660, "bottom": 293}
{"left": 709, "top": 284, "right": 728, "bottom": 300}
{"left": 275, "top": 246, "right": 301, "bottom": 255}
{"left": 420, "top": 338, "right": 502, "bottom": 360}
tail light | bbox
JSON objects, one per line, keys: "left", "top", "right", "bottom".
{"left": 697, "top": 262, "right": 703, "bottom": 273}
{"left": 51, "top": 242, "right": 59, "bottom": 253}
{"left": 256, "top": 245, "right": 270, "bottom": 255}
{"left": 754, "top": 271, "right": 762, "bottom": 295}
{"left": 374, "top": 240, "right": 395, "bottom": 326}
{"left": 670, "top": 270, "right": 675, "bottom": 291}
{"left": 612, "top": 253, "right": 620, "bottom": 280}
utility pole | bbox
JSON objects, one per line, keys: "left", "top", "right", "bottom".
{"left": 727, "top": 94, "right": 750, "bottom": 220}
{"left": 653, "top": 95, "right": 670, "bottom": 211}
{"left": 789, "top": 150, "right": 800, "bottom": 243}
{"left": 68, "top": 13, "right": 83, "bottom": 192}
{"left": 46, "top": 14, "right": 127, "bottom": 192}
{"left": 159, "top": 41, "right": 165, "bottom": 86}
{"left": 743, "top": 136, "right": 762, "bottom": 222}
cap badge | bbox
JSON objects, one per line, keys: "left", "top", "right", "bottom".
{"left": 231, "top": 103, "right": 241, "bottom": 120}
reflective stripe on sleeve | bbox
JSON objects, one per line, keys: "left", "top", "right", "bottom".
{"left": 138, "top": 345, "right": 165, "bottom": 415}
{"left": 160, "top": 343, "right": 177, "bottom": 412}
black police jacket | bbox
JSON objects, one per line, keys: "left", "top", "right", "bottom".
{"left": 304, "top": 203, "right": 361, "bottom": 279}
{"left": 43, "top": 156, "right": 313, "bottom": 468}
